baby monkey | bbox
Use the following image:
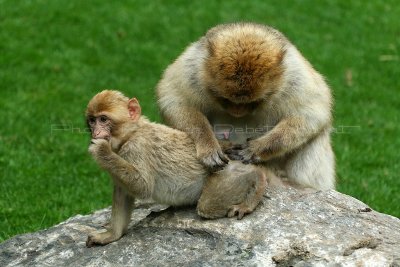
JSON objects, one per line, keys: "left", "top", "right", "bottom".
{"left": 85, "top": 90, "right": 267, "bottom": 247}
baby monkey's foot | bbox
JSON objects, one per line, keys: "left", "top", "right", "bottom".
{"left": 86, "top": 230, "right": 122, "bottom": 248}
{"left": 227, "top": 204, "right": 253, "bottom": 220}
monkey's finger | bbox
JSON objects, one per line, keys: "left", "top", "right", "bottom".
{"left": 227, "top": 209, "right": 233, "bottom": 218}
{"left": 227, "top": 206, "right": 238, "bottom": 218}
{"left": 90, "top": 139, "right": 98, "bottom": 145}
{"left": 237, "top": 211, "right": 245, "bottom": 220}
{"left": 243, "top": 156, "right": 262, "bottom": 165}
{"left": 224, "top": 148, "right": 236, "bottom": 155}
{"left": 202, "top": 154, "right": 225, "bottom": 172}
{"left": 225, "top": 153, "right": 244, "bottom": 161}
{"left": 210, "top": 165, "right": 224, "bottom": 172}
{"left": 239, "top": 152, "right": 250, "bottom": 164}
{"left": 218, "top": 150, "right": 230, "bottom": 164}
{"left": 226, "top": 145, "right": 249, "bottom": 160}
{"left": 90, "top": 138, "right": 105, "bottom": 145}
{"left": 243, "top": 158, "right": 258, "bottom": 164}
{"left": 211, "top": 153, "right": 228, "bottom": 170}
{"left": 225, "top": 146, "right": 243, "bottom": 152}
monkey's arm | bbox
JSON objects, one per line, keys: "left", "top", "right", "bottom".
{"left": 233, "top": 116, "right": 328, "bottom": 163}
{"left": 159, "top": 104, "right": 229, "bottom": 171}
{"left": 89, "top": 139, "right": 152, "bottom": 199}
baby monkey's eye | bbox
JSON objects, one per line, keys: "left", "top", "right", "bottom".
{"left": 100, "top": 115, "right": 108, "bottom": 123}
{"left": 88, "top": 117, "right": 96, "bottom": 124}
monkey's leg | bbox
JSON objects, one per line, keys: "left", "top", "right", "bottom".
{"left": 227, "top": 169, "right": 267, "bottom": 219}
{"left": 86, "top": 185, "right": 133, "bottom": 247}
{"left": 285, "top": 129, "right": 335, "bottom": 190}
{"left": 197, "top": 164, "right": 267, "bottom": 219}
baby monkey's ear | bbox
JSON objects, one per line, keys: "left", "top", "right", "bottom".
{"left": 128, "top": 98, "right": 141, "bottom": 122}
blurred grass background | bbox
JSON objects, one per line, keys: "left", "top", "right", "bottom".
{"left": 0, "top": 0, "right": 399, "bottom": 242}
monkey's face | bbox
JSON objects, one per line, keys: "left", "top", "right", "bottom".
{"left": 205, "top": 31, "right": 285, "bottom": 117}
{"left": 86, "top": 90, "right": 132, "bottom": 140}
{"left": 213, "top": 95, "right": 263, "bottom": 118}
{"left": 206, "top": 69, "right": 280, "bottom": 118}
{"left": 87, "top": 114, "right": 112, "bottom": 140}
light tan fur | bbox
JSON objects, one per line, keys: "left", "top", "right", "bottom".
{"left": 157, "top": 22, "right": 335, "bottom": 190}
{"left": 85, "top": 90, "right": 268, "bottom": 247}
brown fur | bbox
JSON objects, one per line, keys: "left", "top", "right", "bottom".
{"left": 86, "top": 91, "right": 130, "bottom": 124}
{"left": 205, "top": 24, "right": 285, "bottom": 104}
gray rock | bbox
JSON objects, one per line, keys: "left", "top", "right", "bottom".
{"left": 1, "top": 188, "right": 399, "bottom": 267}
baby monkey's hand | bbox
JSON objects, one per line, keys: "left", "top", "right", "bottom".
{"left": 88, "top": 138, "right": 112, "bottom": 160}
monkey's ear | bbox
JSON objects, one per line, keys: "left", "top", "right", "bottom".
{"left": 128, "top": 98, "right": 141, "bottom": 122}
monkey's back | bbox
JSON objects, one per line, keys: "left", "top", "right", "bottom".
{"left": 118, "top": 120, "right": 208, "bottom": 206}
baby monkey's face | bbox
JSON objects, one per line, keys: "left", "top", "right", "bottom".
{"left": 87, "top": 114, "right": 112, "bottom": 140}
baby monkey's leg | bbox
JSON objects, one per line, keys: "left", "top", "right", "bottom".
{"left": 86, "top": 185, "right": 133, "bottom": 247}
{"left": 227, "top": 169, "right": 267, "bottom": 219}
{"left": 197, "top": 162, "right": 267, "bottom": 219}
{"left": 228, "top": 170, "right": 267, "bottom": 220}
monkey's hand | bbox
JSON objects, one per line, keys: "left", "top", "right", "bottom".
{"left": 197, "top": 145, "right": 229, "bottom": 172}
{"left": 225, "top": 144, "right": 246, "bottom": 161}
{"left": 224, "top": 143, "right": 262, "bottom": 165}
{"left": 88, "top": 139, "right": 113, "bottom": 164}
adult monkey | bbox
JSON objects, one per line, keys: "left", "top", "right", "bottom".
{"left": 156, "top": 22, "right": 335, "bottom": 190}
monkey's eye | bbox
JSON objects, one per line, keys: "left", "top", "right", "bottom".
{"left": 88, "top": 117, "right": 96, "bottom": 124}
{"left": 100, "top": 115, "right": 108, "bottom": 123}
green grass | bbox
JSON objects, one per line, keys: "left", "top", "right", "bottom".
{"left": 0, "top": 0, "right": 399, "bottom": 242}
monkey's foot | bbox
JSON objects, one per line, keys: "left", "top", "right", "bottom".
{"left": 227, "top": 204, "right": 253, "bottom": 220}
{"left": 86, "top": 230, "right": 122, "bottom": 248}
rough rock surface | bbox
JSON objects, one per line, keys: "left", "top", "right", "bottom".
{"left": 1, "top": 187, "right": 399, "bottom": 267}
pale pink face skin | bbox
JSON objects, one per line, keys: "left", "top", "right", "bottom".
{"left": 87, "top": 115, "right": 112, "bottom": 140}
